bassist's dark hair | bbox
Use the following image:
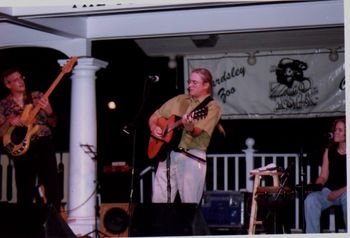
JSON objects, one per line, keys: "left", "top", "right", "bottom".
{"left": 1, "top": 67, "right": 32, "bottom": 102}
{"left": 1, "top": 67, "right": 24, "bottom": 85}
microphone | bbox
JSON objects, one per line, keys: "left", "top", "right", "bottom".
{"left": 148, "top": 75, "right": 160, "bottom": 82}
{"left": 326, "top": 132, "right": 334, "bottom": 140}
{"left": 122, "top": 125, "right": 130, "bottom": 135}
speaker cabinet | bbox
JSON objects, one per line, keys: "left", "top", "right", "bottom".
{"left": 99, "top": 203, "right": 133, "bottom": 237}
{"left": 0, "top": 203, "right": 76, "bottom": 238}
{"left": 201, "top": 190, "right": 244, "bottom": 228}
{"left": 130, "top": 203, "right": 210, "bottom": 236}
{"left": 100, "top": 172, "right": 131, "bottom": 203}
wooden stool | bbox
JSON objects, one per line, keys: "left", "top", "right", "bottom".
{"left": 248, "top": 170, "right": 281, "bottom": 235}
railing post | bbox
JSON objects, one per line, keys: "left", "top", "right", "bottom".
{"left": 243, "top": 137, "right": 255, "bottom": 192}
{"left": 139, "top": 166, "right": 155, "bottom": 203}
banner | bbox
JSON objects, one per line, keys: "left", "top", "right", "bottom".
{"left": 184, "top": 50, "right": 345, "bottom": 119}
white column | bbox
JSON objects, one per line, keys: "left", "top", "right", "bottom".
{"left": 59, "top": 57, "right": 108, "bottom": 237}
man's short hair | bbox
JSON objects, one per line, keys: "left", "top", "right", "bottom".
{"left": 1, "top": 67, "right": 22, "bottom": 85}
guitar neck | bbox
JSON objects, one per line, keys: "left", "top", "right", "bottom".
{"left": 29, "top": 71, "right": 66, "bottom": 120}
{"left": 166, "top": 110, "right": 205, "bottom": 133}
{"left": 27, "top": 56, "right": 77, "bottom": 122}
{"left": 167, "top": 119, "right": 183, "bottom": 133}
{"left": 43, "top": 70, "right": 67, "bottom": 99}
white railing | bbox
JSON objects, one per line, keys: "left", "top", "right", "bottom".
{"left": 138, "top": 137, "right": 320, "bottom": 231}
{"left": 1, "top": 138, "right": 323, "bottom": 232}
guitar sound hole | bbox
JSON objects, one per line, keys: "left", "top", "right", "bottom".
{"left": 11, "top": 127, "right": 28, "bottom": 145}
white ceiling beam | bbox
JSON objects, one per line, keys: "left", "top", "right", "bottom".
{"left": 86, "top": 1, "right": 344, "bottom": 39}
{"left": 26, "top": 17, "right": 87, "bottom": 38}
{"left": 0, "top": 22, "right": 68, "bottom": 45}
{"left": 2, "top": 1, "right": 270, "bottom": 17}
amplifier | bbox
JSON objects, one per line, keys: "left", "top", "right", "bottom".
{"left": 201, "top": 190, "right": 244, "bottom": 228}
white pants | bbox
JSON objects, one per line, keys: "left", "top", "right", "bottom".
{"left": 152, "top": 149, "right": 206, "bottom": 204}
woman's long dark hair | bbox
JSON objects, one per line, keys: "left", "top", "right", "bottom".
{"left": 328, "top": 117, "right": 346, "bottom": 148}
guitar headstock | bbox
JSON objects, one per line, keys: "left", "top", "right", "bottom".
{"left": 61, "top": 56, "right": 78, "bottom": 74}
{"left": 190, "top": 106, "right": 208, "bottom": 121}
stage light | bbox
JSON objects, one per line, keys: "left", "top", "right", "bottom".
{"left": 247, "top": 51, "right": 257, "bottom": 65}
{"left": 328, "top": 48, "right": 339, "bottom": 62}
{"left": 168, "top": 55, "right": 177, "bottom": 69}
{"left": 108, "top": 101, "right": 116, "bottom": 110}
{"left": 191, "top": 34, "right": 219, "bottom": 48}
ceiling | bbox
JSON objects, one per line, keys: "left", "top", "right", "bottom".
{"left": 0, "top": 1, "right": 345, "bottom": 57}
{"left": 135, "top": 27, "right": 344, "bottom": 57}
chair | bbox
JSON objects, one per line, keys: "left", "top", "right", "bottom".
{"left": 321, "top": 205, "right": 345, "bottom": 233}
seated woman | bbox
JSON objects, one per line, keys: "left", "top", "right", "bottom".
{"left": 304, "top": 117, "right": 347, "bottom": 233}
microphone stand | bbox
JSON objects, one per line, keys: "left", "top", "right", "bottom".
{"left": 298, "top": 148, "right": 306, "bottom": 233}
{"left": 80, "top": 144, "right": 108, "bottom": 238}
{"left": 122, "top": 76, "right": 155, "bottom": 235}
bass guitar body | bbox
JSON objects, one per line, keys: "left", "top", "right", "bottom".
{"left": 3, "top": 104, "right": 41, "bottom": 156}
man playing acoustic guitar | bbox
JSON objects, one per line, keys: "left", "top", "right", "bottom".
{"left": 0, "top": 67, "right": 60, "bottom": 211}
{"left": 148, "top": 68, "right": 221, "bottom": 204}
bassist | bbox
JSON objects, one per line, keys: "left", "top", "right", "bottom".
{"left": 148, "top": 68, "right": 221, "bottom": 204}
{"left": 0, "top": 67, "right": 60, "bottom": 211}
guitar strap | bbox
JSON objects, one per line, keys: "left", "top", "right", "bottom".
{"left": 189, "top": 96, "right": 226, "bottom": 137}
{"left": 189, "top": 96, "right": 213, "bottom": 114}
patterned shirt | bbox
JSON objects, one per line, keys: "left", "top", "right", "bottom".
{"left": 0, "top": 91, "right": 56, "bottom": 141}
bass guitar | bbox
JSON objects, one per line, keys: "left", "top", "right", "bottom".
{"left": 3, "top": 56, "right": 78, "bottom": 156}
{"left": 147, "top": 107, "right": 208, "bottom": 159}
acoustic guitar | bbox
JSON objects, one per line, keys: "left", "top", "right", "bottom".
{"left": 3, "top": 56, "right": 78, "bottom": 156}
{"left": 147, "top": 107, "right": 208, "bottom": 159}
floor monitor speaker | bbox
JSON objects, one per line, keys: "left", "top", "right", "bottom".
{"left": 0, "top": 202, "right": 76, "bottom": 238}
{"left": 130, "top": 203, "right": 210, "bottom": 236}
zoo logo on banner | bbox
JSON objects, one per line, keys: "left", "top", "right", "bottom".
{"left": 269, "top": 58, "right": 319, "bottom": 112}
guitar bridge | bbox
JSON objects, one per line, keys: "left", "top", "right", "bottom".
{"left": 5, "top": 139, "right": 28, "bottom": 156}
{"left": 5, "top": 143, "right": 14, "bottom": 152}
